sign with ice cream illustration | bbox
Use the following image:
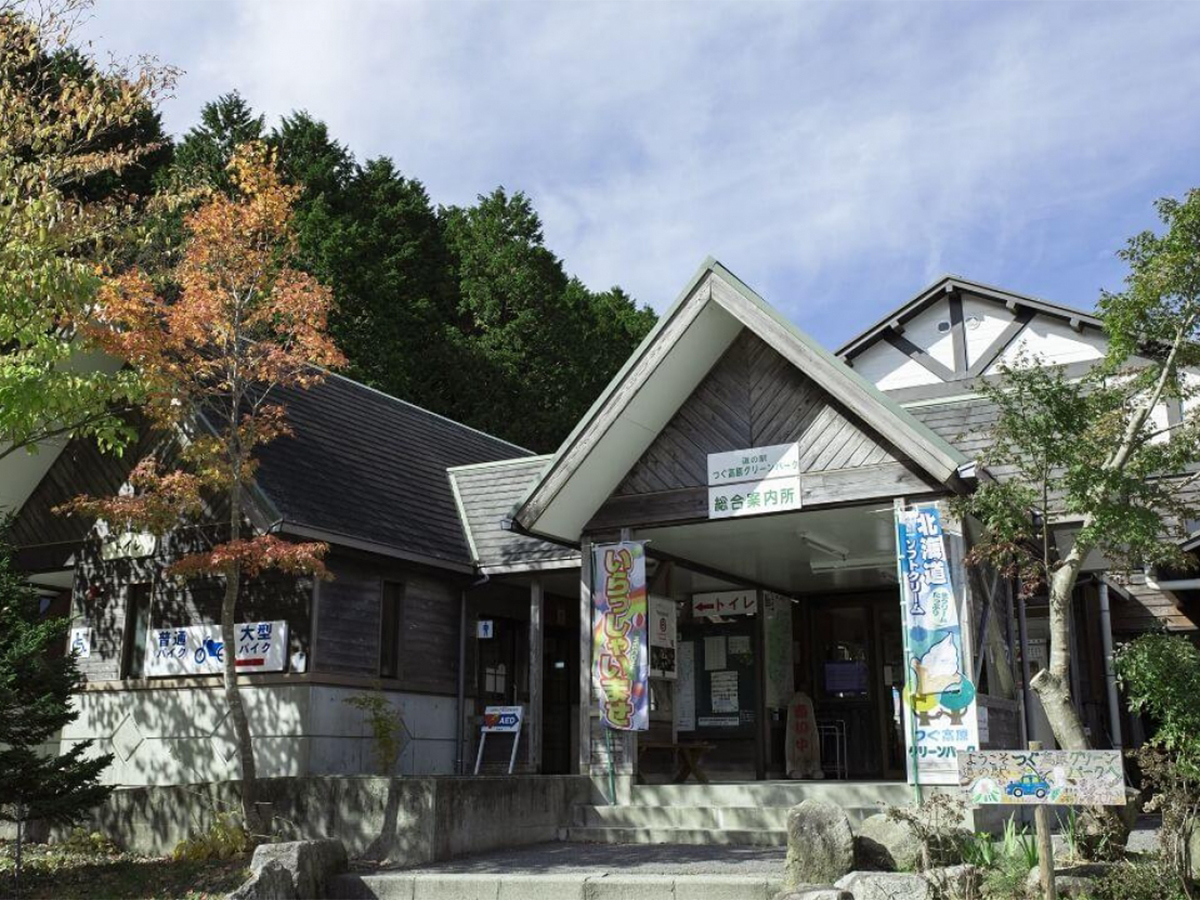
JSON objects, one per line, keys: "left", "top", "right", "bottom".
{"left": 958, "top": 750, "right": 1125, "bottom": 806}
{"left": 896, "top": 503, "right": 979, "bottom": 784}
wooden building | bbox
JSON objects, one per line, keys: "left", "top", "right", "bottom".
{"left": 6, "top": 258, "right": 1195, "bottom": 791}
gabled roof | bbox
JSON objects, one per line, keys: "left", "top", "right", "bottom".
{"left": 447, "top": 456, "right": 579, "bottom": 573}
{"left": 514, "top": 258, "right": 969, "bottom": 544}
{"left": 252, "top": 372, "right": 529, "bottom": 571}
{"left": 836, "top": 274, "right": 1104, "bottom": 361}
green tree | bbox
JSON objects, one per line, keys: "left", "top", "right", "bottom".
{"left": 173, "top": 91, "right": 264, "bottom": 190}
{"left": 957, "top": 188, "right": 1200, "bottom": 753}
{"left": 0, "top": 534, "right": 113, "bottom": 897}
{"left": 0, "top": 0, "right": 176, "bottom": 462}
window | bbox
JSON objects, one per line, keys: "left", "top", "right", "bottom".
{"left": 379, "top": 581, "right": 403, "bottom": 678}
{"left": 121, "top": 582, "right": 152, "bottom": 679}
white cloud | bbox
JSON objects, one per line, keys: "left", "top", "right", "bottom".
{"left": 81, "top": 1, "right": 1200, "bottom": 345}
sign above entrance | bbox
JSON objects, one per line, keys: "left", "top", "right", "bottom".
{"left": 692, "top": 590, "right": 758, "bottom": 618}
{"left": 707, "top": 443, "right": 802, "bottom": 519}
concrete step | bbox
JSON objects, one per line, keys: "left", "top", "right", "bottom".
{"left": 575, "top": 804, "right": 791, "bottom": 830}
{"left": 565, "top": 825, "right": 787, "bottom": 847}
{"left": 332, "top": 871, "right": 784, "bottom": 900}
{"left": 629, "top": 780, "right": 912, "bottom": 810}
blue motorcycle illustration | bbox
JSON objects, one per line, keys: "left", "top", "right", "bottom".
{"left": 194, "top": 636, "right": 225, "bottom": 665}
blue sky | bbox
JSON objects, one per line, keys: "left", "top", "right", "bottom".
{"left": 83, "top": 1, "right": 1200, "bottom": 349}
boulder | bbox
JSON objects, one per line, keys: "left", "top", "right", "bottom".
{"left": 1024, "top": 862, "right": 1117, "bottom": 899}
{"left": 856, "top": 813, "right": 922, "bottom": 872}
{"left": 230, "top": 839, "right": 348, "bottom": 900}
{"left": 835, "top": 871, "right": 931, "bottom": 900}
{"left": 783, "top": 799, "right": 856, "bottom": 889}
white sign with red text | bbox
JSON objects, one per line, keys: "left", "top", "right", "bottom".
{"left": 692, "top": 590, "right": 758, "bottom": 618}
{"left": 144, "top": 620, "right": 289, "bottom": 677}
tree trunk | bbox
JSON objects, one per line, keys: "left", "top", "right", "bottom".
{"left": 1030, "top": 541, "right": 1092, "bottom": 750}
{"left": 14, "top": 805, "right": 23, "bottom": 900}
{"left": 221, "top": 554, "right": 261, "bottom": 836}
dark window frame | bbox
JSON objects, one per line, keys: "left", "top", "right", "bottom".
{"left": 379, "top": 580, "right": 404, "bottom": 679}
{"left": 121, "top": 581, "right": 153, "bottom": 679}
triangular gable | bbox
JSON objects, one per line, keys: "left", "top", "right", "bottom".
{"left": 836, "top": 275, "right": 1106, "bottom": 389}
{"left": 514, "top": 259, "right": 968, "bottom": 543}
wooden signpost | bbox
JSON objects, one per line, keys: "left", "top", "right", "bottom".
{"left": 958, "top": 742, "right": 1126, "bottom": 900}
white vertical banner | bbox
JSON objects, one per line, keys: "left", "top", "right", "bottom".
{"left": 674, "top": 641, "right": 696, "bottom": 732}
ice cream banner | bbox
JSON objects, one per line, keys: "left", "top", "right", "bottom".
{"left": 896, "top": 504, "right": 979, "bottom": 784}
{"left": 592, "top": 541, "right": 649, "bottom": 731}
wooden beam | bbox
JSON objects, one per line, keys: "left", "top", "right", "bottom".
{"left": 528, "top": 577, "right": 544, "bottom": 774}
{"left": 948, "top": 292, "right": 968, "bottom": 377}
{"left": 883, "top": 331, "right": 956, "bottom": 382}
{"left": 965, "top": 308, "right": 1035, "bottom": 379}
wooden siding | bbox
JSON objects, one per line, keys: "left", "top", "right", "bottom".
{"left": 401, "top": 574, "right": 460, "bottom": 694}
{"left": 614, "top": 330, "right": 903, "bottom": 498}
{"left": 313, "top": 557, "right": 383, "bottom": 677}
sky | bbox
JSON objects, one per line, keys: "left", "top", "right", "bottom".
{"left": 80, "top": 1, "right": 1200, "bottom": 350}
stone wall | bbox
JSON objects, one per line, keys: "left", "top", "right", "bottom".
{"left": 60, "top": 775, "right": 590, "bottom": 864}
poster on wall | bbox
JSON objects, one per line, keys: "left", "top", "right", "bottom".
{"left": 896, "top": 503, "right": 979, "bottom": 784}
{"left": 710, "top": 670, "right": 739, "bottom": 712}
{"left": 675, "top": 641, "right": 696, "bottom": 731}
{"left": 763, "top": 592, "right": 795, "bottom": 708}
{"left": 592, "top": 541, "right": 649, "bottom": 731}
{"left": 144, "top": 620, "right": 289, "bottom": 677}
{"left": 649, "top": 595, "right": 677, "bottom": 680}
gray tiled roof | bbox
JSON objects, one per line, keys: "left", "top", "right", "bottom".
{"left": 253, "top": 372, "right": 529, "bottom": 568}
{"left": 448, "top": 456, "right": 580, "bottom": 571}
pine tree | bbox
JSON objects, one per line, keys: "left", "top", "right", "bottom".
{"left": 0, "top": 536, "right": 113, "bottom": 896}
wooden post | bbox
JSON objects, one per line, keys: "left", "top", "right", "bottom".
{"left": 529, "top": 577, "right": 544, "bottom": 773}
{"left": 579, "top": 537, "right": 593, "bottom": 775}
{"left": 1031, "top": 740, "right": 1057, "bottom": 900}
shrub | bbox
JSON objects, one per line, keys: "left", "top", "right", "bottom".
{"left": 344, "top": 693, "right": 408, "bottom": 775}
{"left": 171, "top": 812, "right": 251, "bottom": 862}
{"left": 1092, "top": 860, "right": 1188, "bottom": 900}
{"left": 885, "top": 792, "right": 968, "bottom": 870}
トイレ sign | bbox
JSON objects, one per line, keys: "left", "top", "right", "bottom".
{"left": 692, "top": 590, "right": 758, "bottom": 618}
{"left": 959, "top": 749, "right": 1126, "bottom": 807}
{"left": 707, "top": 443, "right": 802, "bottom": 519}
{"left": 144, "top": 620, "right": 289, "bottom": 677}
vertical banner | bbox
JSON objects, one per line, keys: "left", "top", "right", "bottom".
{"left": 675, "top": 641, "right": 696, "bottom": 731}
{"left": 649, "top": 595, "right": 677, "bottom": 680}
{"left": 896, "top": 504, "right": 979, "bottom": 784}
{"left": 763, "top": 591, "right": 795, "bottom": 708}
{"left": 592, "top": 541, "right": 650, "bottom": 731}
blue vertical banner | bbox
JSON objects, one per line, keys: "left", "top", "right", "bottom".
{"left": 896, "top": 504, "right": 979, "bottom": 784}
{"left": 592, "top": 541, "right": 650, "bottom": 731}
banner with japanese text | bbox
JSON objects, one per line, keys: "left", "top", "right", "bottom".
{"left": 896, "top": 504, "right": 979, "bottom": 784}
{"left": 144, "top": 620, "right": 289, "bottom": 677}
{"left": 592, "top": 541, "right": 649, "bottom": 731}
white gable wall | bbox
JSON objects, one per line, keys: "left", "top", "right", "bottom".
{"left": 852, "top": 340, "right": 943, "bottom": 390}
{"left": 987, "top": 316, "right": 1106, "bottom": 371}
{"left": 901, "top": 302, "right": 958, "bottom": 371}
{"left": 962, "top": 295, "right": 1017, "bottom": 368}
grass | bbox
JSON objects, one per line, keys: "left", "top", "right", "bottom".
{"left": 0, "top": 838, "right": 250, "bottom": 900}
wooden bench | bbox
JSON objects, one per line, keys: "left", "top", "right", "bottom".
{"left": 636, "top": 740, "right": 716, "bottom": 784}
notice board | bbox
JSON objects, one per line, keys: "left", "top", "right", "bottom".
{"left": 680, "top": 617, "right": 757, "bottom": 739}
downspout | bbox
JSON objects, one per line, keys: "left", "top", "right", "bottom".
{"left": 1098, "top": 580, "right": 1123, "bottom": 749}
{"left": 456, "top": 572, "right": 489, "bottom": 775}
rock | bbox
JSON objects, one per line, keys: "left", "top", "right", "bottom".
{"left": 835, "top": 871, "right": 931, "bottom": 900}
{"left": 230, "top": 839, "right": 348, "bottom": 900}
{"left": 1024, "top": 862, "right": 1117, "bottom": 899}
{"left": 856, "top": 813, "right": 923, "bottom": 872}
{"left": 783, "top": 799, "right": 856, "bottom": 888}
{"left": 923, "top": 864, "right": 981, "bottom": 900}
{"left": 229, "top": 861, "right": 296, "bottom": 900}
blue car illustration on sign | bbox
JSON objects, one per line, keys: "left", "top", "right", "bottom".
{"left": 1005, "top": 774, "right": 1050, "bottom": 799}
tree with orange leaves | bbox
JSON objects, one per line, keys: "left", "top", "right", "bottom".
{"left": 60, "top": 141, "right": 344, "bottom": 835}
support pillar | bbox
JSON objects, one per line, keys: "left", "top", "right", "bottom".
{"left": 578, "top": 537, "right": 593, "bottom": 775}
{"left": 1098, "top": 580, "right": 1123, "bottom": 749}
{"left": 529, "top": 577, "right": 544, "bottom": 773}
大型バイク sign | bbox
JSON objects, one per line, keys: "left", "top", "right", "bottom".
{"left": 144, "top": 620, "right": 289, "bottom": 677}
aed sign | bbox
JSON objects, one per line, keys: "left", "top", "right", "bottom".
{"left": 144, "top": 620, "right": 289, "bottom": 677}
{"left": 481, "top": 705, "right": 523, "bottom": 733}
{"left": 707, "top": 443, "right": 802, "bottom": 519}
{"left": 692, "top": 590, "right": 758, "bottom": 618}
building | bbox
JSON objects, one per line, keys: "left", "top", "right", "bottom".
{"left": 6, "top": 258, "right": 1193, "bottom": 797}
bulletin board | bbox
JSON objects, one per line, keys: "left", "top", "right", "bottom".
{"left": 678, "top": 617, "right": 758, "bottom": 740}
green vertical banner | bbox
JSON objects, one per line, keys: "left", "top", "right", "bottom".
{"left": 592, "top": 541, "right": 649, "bottom": 731}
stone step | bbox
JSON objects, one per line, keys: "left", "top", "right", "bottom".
{"left": 628, "top": 781, "right": 913, "bottom": 810}
{"left": 565, "top": 825, "right": 787, "bottom": 847}
{"left": 576, "top": 804, "right": 790, "bottom": 830}
{"left": 332, "top": 871, "right": 784, "bottom": 900}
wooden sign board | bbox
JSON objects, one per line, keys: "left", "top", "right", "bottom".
{"left": 958, "top": 749, "right": 1125, "bottom": 806}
